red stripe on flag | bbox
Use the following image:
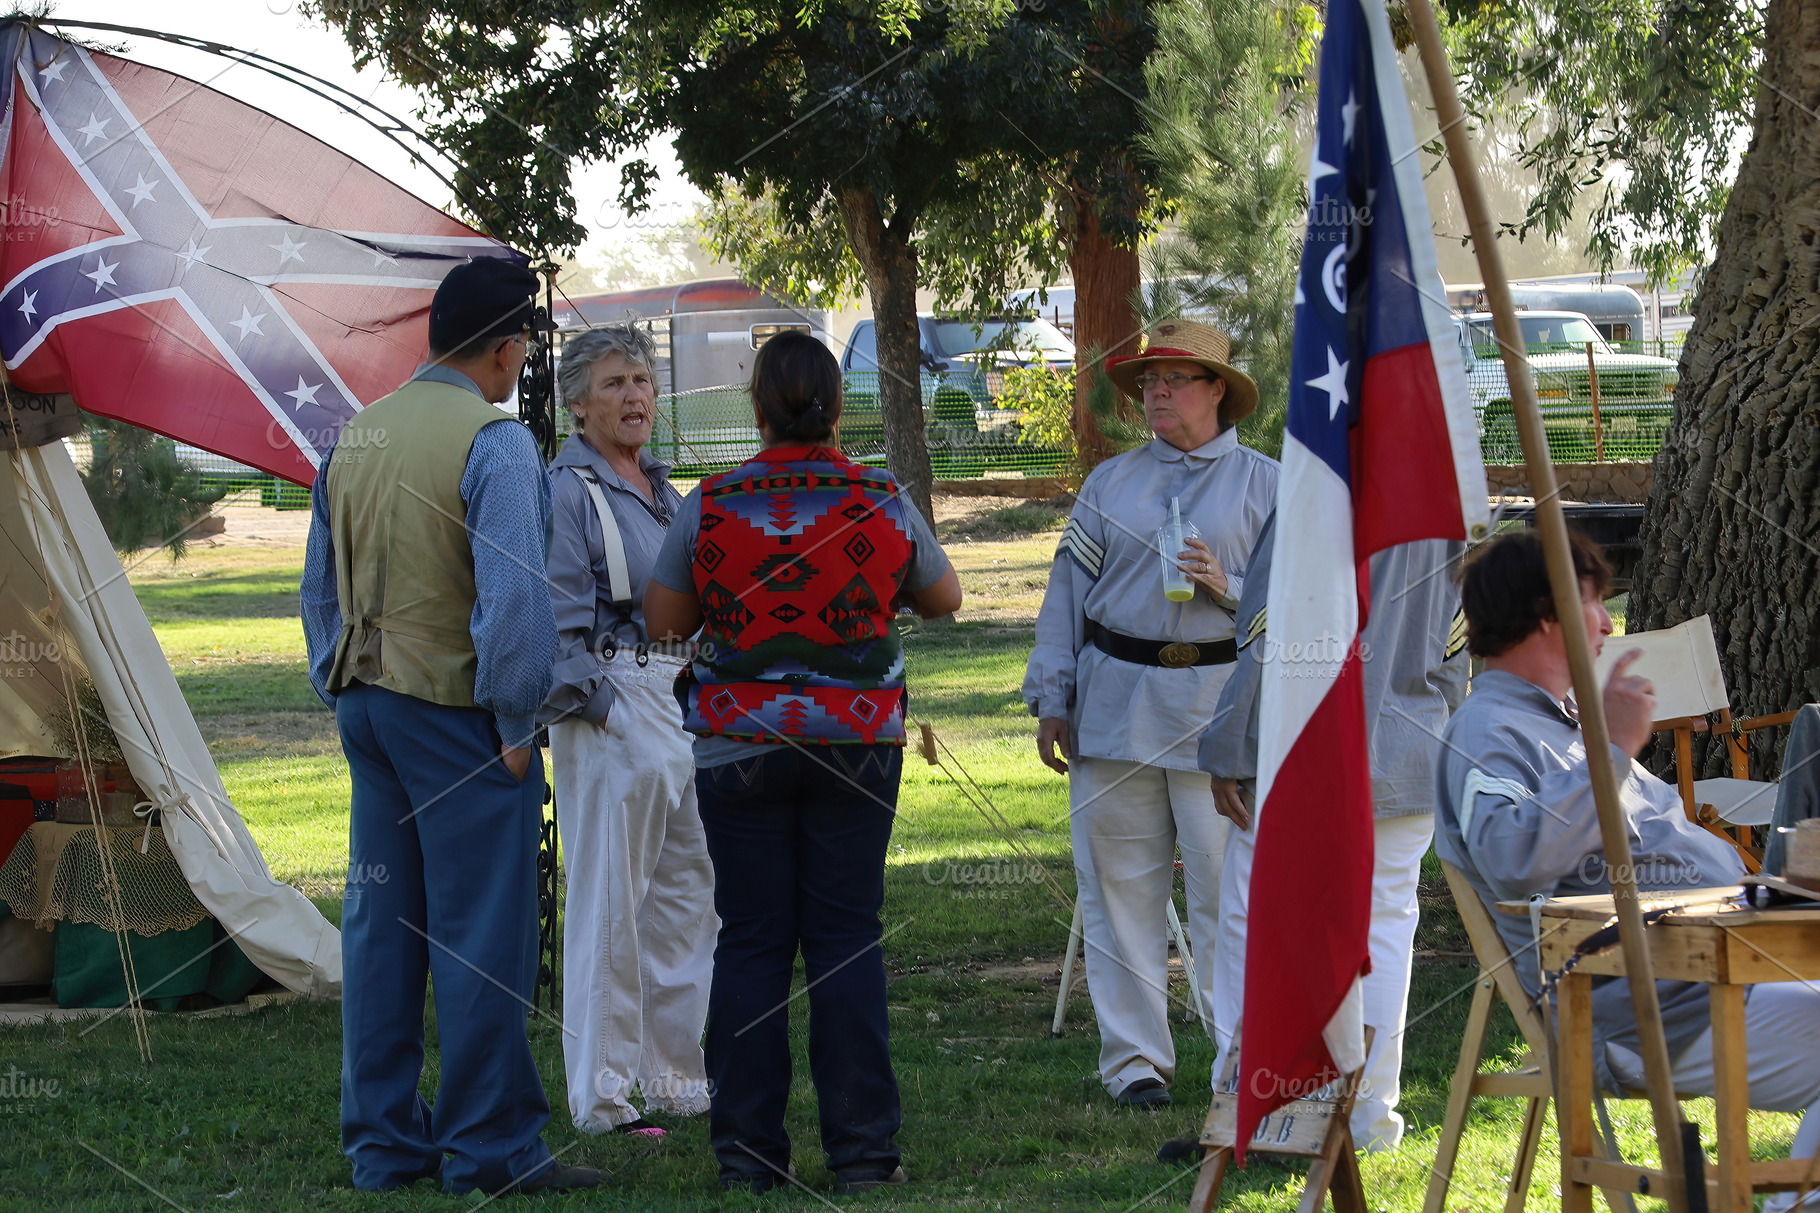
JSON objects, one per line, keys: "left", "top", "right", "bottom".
{"left": 1235, "top": 647, "right": 1374, "bottom": 1161}
{"left": 1352, "top": 342, "right": 1468, "bottom": 561}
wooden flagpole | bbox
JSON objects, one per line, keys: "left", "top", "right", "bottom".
{"left": 1403, "top": 1, "right": 1695, "bottom": 1209}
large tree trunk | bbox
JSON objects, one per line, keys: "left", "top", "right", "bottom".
{"left": 839, "top": 187, "right": 935, "bottom": 525}
{"left": 1630, "top": 0, "right": 1820, "bottom": 776}
{"left": 1067, "top": 195, "right": 1143, "bottom": 473}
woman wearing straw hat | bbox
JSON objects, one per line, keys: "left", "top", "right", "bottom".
{"left": 1024, "top": 317, "right": 1278, "bottom": 1108}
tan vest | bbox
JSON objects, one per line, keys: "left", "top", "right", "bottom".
{"left": 324, "top": 378, "right": 508, "bottom": 706}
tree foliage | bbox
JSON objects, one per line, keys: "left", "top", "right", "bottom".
{"left": 77, "top": 417, "right": 225, "bottom": 558}
{"left": 311, "top": 0, "right": 1166, "bottom": 519}
{"left": 1142, "top": 0, "right": 1318, "bottom": 456}
{"left": 1434, "top": 0, "right": 1765, "bottom": 283}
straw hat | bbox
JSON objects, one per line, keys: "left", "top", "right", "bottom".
{"left": 1105, "top": 318, "right": 1260, "bottom": 421}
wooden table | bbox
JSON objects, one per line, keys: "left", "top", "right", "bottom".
{"left": 1504, "top": 887, "right": 1820, "bottom": 1211}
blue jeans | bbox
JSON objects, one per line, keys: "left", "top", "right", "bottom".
{"left": 336, "top": 684, "right": 553, "bottom": 1193}
{"left": 696, "top": 743, "right": 904, "bottom": 1182}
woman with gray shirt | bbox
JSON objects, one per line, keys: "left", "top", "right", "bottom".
{"left": 539, "top": 324, "right": 715, "bottom": 1138}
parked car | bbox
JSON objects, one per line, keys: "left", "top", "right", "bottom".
{"left": 1454, "top": 311, "right": 1679, "bottom": 463}
{"left": 838, "top": 315, "right": 1074, "bottom": 462}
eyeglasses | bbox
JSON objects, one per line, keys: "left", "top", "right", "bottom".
{"left": 1135, "top": 372, "right": 1215, "bottom": 391}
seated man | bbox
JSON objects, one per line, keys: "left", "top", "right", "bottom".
{"left": 1438, "top": 530, "right": 1820, "bottom": 1211}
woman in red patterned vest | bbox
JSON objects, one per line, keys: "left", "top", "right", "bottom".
{"left": 646, "top": 331, "right": 962, "bottom": 1195}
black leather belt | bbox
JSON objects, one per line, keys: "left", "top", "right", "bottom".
{"left": 1085, "top": 620, "right": 1236, "bottom": 668}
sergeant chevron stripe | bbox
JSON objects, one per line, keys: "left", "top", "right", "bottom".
{"left": 1445, "top": 608, "right": 1468, "bottom": 659}
{"left": 1056, "top": 517, "right": 1104, "bottom": 579}
{"left": 1244, "top": 605, "right": 1268, "bottom": 648}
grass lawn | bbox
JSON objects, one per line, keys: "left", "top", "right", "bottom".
{"left": 0, "top": 502, "right": 1774, "bottom": 1211}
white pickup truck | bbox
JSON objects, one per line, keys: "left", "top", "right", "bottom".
{"left": 1454, "top": 311, "right": 1679, "bottom": 463}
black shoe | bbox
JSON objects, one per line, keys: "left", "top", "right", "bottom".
{"left": 1115, "top": 1078, "right": 1172, "bottom": 1109}
{"left": 721, "top": 1165, "right": 796, "bottom": 1194}
{"left": 500, "top": 1163, "right": 610, "bottom": 1195}
{"left": 834, "top": 1165, "right": 908, "bottom": 1193}
{"left": 1157, "top": 1139, "right": 1201, "bottom": 1166}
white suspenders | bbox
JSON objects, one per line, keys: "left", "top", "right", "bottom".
{"left": 570, "top": 466, "right": 634, "bottom": 608}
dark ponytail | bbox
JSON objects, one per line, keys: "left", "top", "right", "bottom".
{"left": 750, "top": 331, "right": 842, "bottom": 444}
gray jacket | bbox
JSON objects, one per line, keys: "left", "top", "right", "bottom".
{"left": 1767, "top": 704, "right": 1820, "bottom": 874}
{"left": 1197, "top": 513, "right": 1468, "bottom": 820}
{"left": 537, "top": 434, "right": 682, "bottom": 726}
{"left": 1434, "top": 668, "right": 1746, "bottom": 1093}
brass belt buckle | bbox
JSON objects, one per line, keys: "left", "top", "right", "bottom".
{"left": 1158, "top": 642, "right": 1201, "bottom": 668}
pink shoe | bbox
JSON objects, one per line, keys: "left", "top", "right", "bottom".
{"left": 611, "top": 1118, "right": 668, "bottom": 1139}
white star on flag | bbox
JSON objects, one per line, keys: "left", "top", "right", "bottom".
{"left": 40, "top": 59, "right": 67, "bottom": 84}
{"left": 1308, "top": 150, "right": 1338, "bottom": 201}
{"left": 229, "top": 305, "right": 266, "bottom": 342}
{"left": 176, "top": 238, "right": 212, "bottom": 271}
{"left": 270, "top": 233, "right": 307, "bottom": 266}
{"left": 1341, "top": 89, "right": 1360, "bottom": 146}
{"left": 1306, "top": 347, "right": 1351, "bottom": 420}
{"left": 76, "top": 113, "right": 108, "bottom": 145}
{"left": 284, "top": 377, "right": 323, "bottom": 412}
{"left": 83, "top": 257, "right": 118, "bottom": 292}
{"left": 124, "top": 173, "right": 159, "bottom": 207}
{"left": 18, "top": 290, "right": 36, "bottom": 322}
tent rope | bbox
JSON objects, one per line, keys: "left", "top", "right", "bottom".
{"left": 54, "top": 634, "right": 152, "bottom": 1062}
{"left": 908, "top": 718, "right": 1075, "bottom": 916}
{"left": 10, "top": 447, "right": 152, "bottom": 1059}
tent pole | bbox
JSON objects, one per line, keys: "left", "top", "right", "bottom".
{"left": 1402, "top": 1, "right": 1693, "bottom": 1209}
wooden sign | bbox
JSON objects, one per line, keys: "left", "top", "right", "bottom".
{"left": 1187, "top": 1032, "right": 1369, "bottom": 1213}
{"left": 0, "top": 384, "right": 80, "bottom": 451}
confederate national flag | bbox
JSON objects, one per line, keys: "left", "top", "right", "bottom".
{"left": 0, "top": 24, "right": 523, "bottom": 484}
{"left": 1237, "top": 0, "right": 1488, "bottom": 1159}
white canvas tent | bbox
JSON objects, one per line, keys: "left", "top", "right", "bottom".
{"left": 0, "top": 438, "right": 339, "bottom": 999}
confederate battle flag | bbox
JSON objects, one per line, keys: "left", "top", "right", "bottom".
{"left": 0, "top": 23, "right": 522, "bottom": 484}
{"left": 1237, "top": 0, "right": 1489, "bottom": 1159}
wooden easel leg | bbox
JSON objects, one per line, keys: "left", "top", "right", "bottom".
{"left": 1052, "top": 899, "right": 1083, "bottom": 1036}
{"left": 1559, "top": 974, "right": 1597, "bottom": 1213}
{"left": 1503, "top": 1094, "right": 1546, "bottom": 1213}
{"left": 1424, "top": 975, "right": 1497, "bottom": 1213}
{"left": 1710, "top": 983, "right": 1751, "bottom": 1213}
{"left": 1329, "top": 1128, "right": 1368, "bottom": 1213}
{"left": 1188, "top": 1146, "right": 1230, "bottom": 1213}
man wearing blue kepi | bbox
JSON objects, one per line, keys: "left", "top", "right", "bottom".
{"left": 301, "top": 257, "right": 607, "bottom": 1197}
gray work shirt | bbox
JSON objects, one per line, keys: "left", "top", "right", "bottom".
{"left": 1024, "top": 429, "right": 1278, "bottom": 771}
{"left": 1196, "top": 513, "right": 1468, "bottom": 818}
{"left": 1434, "top": 668, "right": 1745, "bottom": 1092}
{"left": 537, "top": 433, "right": 683, "bottom": 726}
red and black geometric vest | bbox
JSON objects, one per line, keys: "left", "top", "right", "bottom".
{"left": 685, "top": 444, "right": 915, "bottom": 746}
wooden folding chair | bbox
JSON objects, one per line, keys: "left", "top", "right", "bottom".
{"left": 1425, "top": 862, "right": 1640, "bottom": 1213}
{"left": 1593, "top": 615, "right": 1796, "bottom": 870}
{"left": 1424, "top": 860, "right": 1556, "bottom": 1213}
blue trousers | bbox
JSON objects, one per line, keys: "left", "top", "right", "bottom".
{"left": 336, "top": 684, "right": 553, "bottom": 1193}
{"left": 696, "top": 744, "right": 904, "bottom": 1182}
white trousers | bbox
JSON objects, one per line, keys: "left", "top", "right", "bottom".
{"left": 551, "top": 655, "right": 717, "bottom": 1132}
{"left": 1210, "top": 789, "right": 1432, "bottom": 1150}
{"left": 1070, "top": 756, "right": 1229, "bottom": 1097}
{"left": 1608, "top": 982, "right": 1820, "bottom": 1212}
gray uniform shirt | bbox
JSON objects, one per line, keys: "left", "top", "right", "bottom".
{"left": 1434, "top": 668, "right": 1746, "bottom": 1092}
{"left": 1024, "top": 429, "right": 1278, "bottom": 771}
{"left": 1196, "top": 512, "right": 1468, "bottom": 818}
{"left": 537, "top": 433, "right": 683, "bottom": 726}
